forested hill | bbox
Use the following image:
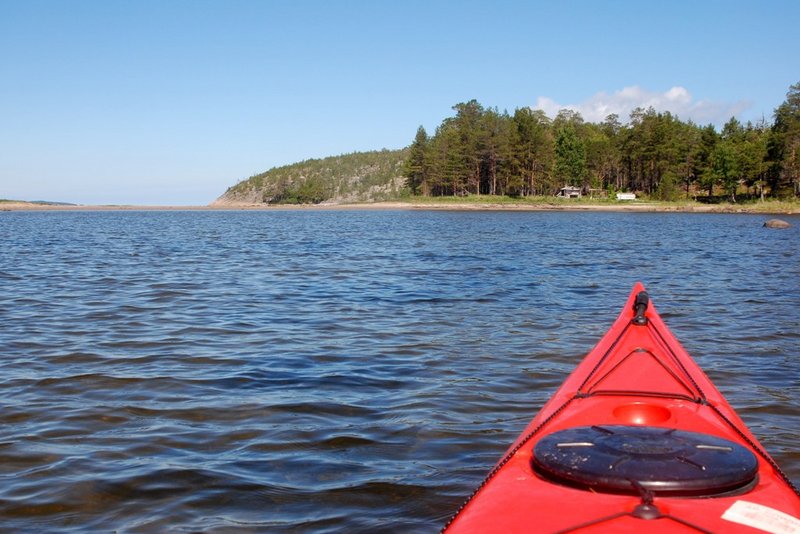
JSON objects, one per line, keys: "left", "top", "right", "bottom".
{"left": 404, "top": 82, "right": 800, "bottom": 201}
{"left": 217, "top": 81, "right": 799, "bottom": 205}
{"left": 214, "top": 149, "right": 407, "bottom": 205}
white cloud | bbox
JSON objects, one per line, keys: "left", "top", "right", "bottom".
{"left": 533, "top": 86, "right": 751, "bottom": 125}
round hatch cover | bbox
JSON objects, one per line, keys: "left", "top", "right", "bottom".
{"left": 532, "top": 425, "right": 758, "bottom": 496}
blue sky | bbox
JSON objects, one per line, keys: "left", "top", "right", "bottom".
{"left": 1, "top": 0, "right": 798, "bottom": 205}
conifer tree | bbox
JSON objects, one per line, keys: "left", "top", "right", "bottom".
{"left": 404, "top": 126, "right": 430, "bottom": 195}
{"left": 554, "top": 125, "right": 587, "bottom": 187}
{"left": 769, "top": 82, "right": 800, "bottom": 196}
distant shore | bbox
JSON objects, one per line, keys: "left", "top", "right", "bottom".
{"left": 2, "top": 199, "right": 799, "bottom": 214}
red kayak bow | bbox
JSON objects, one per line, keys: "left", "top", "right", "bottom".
{"left": 444, "top": 283, "right": 799, "bottom": 533}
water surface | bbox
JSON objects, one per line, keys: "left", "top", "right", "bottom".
{"left": 0, "top": 210, "right": 797, "bottom": 531}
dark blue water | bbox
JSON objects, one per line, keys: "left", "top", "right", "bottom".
{"left": 0, "top": 210, "right": 797, "bottom": 532}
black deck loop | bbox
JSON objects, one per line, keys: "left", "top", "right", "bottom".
{"left": 632, "top": 291, "right": 649, "bottom": 325}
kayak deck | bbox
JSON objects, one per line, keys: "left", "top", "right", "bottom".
{"left": 444, "top": 283, "right": 799, "bottom": 533}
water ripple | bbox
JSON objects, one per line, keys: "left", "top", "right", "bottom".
{"left": 0, "top": 210, "right": 797, "bottom": 531}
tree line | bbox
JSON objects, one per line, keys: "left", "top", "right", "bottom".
{"left": 404, "top": 82, "right": 800, "bottom": 201}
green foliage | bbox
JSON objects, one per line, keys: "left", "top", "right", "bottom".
{"left": 739, "top": 121, "right": 769, "bottom": 199}
{"left": 398, "top": 83, "right": 799, "bottom": 202}
{"left": 711, "top": 140, "right": 740, "bottom": 201}
{"left": 220, "top": 81, "right": 800, "bottom": 204}
{"left": 222, "top": 149, "right": 407, "bottom": 204}
{"left": 512, "top": 108, "right": 554, "bottom": 195}
{"left": 403, "top": 126, "right": 430, "bottom": 195}
{"left": 769, "top": 82, "right": 800, "bottom": 197}
{"left": 554, "top": 125, "right": 587, "bottom": 186}
{"left": 655, "top": 171, "right": 679, "bottom": 201}
{"left": 277, "top": 176, "right": 332, "bottom": 204}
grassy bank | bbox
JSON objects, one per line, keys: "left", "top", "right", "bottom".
{"left": 2, "top": 196, "right": 798, "bottom": 214}
{"left": 394, "top": 195, "right": 800, "bottom": 214}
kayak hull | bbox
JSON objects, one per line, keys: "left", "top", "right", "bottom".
{"left": 444, "top": 283, "right": 799, "bottom": 533}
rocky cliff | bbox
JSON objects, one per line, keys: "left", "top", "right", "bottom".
{"left": 213, "top": 149, "right": 407, "bottom": 206}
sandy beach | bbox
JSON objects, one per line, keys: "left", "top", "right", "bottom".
{"left": 2, "top": 200, "right": 799, "bottom": 214}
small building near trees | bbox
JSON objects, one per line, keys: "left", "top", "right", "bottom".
{"left": 556, "top": 186, "right": 582, "bottom": 198}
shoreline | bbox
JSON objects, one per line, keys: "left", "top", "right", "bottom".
{"left": 2, "top": 200, "right": 798, "bottom": 214}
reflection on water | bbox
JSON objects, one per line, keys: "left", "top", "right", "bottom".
{"left": 0, "top": 210, "right": 797, "bottom": 531}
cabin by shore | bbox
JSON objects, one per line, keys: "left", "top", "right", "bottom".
{"left": 556, "top": 186, "right": 582, "bottom": 198}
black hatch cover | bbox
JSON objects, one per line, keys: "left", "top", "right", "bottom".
{"left": 532, "top": 425, "right": 758, "bottom": 497}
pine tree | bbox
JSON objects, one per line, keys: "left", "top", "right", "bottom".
{"left": 554, "top": 125, "right": 587, "bottom": 188}
{"left": 404, "top": 126, "right": 430, "bottom": 195}
{"left": 769, "top": 82, "right": 800, "bottom": 196}
{"left": 512, "top": 108, "right": 553, "bottom": 196}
